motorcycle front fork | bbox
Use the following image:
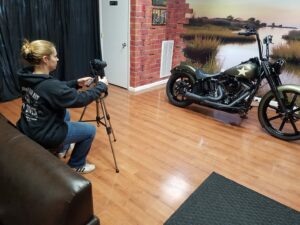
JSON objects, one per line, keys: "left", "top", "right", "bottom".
{"left": 263, "top": 64, "right": 287, "bottom": 113}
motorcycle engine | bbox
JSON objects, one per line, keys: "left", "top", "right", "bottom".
{"left": 223, "top": 77, "right": 241, "bottom": 94}
{"left": 194, "top": 75, "right": 250, "bottom": 104}
{"left": 219, "top": 76, "right": 246, "bottom": 104}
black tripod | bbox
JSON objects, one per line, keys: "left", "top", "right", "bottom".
{"left": 79, "top": 60, "right": 119, "bottom": 173}
{"left": 79, "top": 95, "right": 119, "bottom": 173}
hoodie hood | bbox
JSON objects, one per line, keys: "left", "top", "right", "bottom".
{"left": 17, "top": 67, "right": 52, "bottom": 88}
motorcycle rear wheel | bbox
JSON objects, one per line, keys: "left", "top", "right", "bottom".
{"left": 258, "top": 90, "right": 300, "bottom": 141}
{"left": 166, "top": 71, "right": 195, "bottom": 107}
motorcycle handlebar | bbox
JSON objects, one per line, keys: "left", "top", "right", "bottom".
{"left": 238, "top": 28, "right": 268, "bottom": 61}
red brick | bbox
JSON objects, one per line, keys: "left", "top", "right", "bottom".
{"left": 130, "top": 0, "right": 190, "bottom": 87}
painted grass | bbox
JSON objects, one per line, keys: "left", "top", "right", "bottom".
{"left": 202, "top": 57, "right": 222, "bottom": 73}
{"left": 184, "top": 57, "right": 222, "bottom": 74}
{"left": 272, "top": 41, "right": 300, "bottom": 64}
{"left": 183, "top": 25, "right": 255, "bottom": 43}
{"left": 282, "top": 30, "right": 300, "bottom": 41}
{"left": 184, "top": 37, "right": 220, "bottom": 64}
{"left": 283, "top": 63, "right": 300, "bottom": 78}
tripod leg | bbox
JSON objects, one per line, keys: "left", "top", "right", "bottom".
{"left": 101, "top": 99, "right": 116, "bottom": 141}
{"left": 107, "top": 132, "right": 119, "bottom": 173}
{"left": 107, "top": 119, "right": 116, "bottom": 142}
{"left": 95, "top": 99, "right": 101, "bottom": 126}
{"left": 100, "top": 98, "right": 119, "bottom": 173}
{"left": 79, "top": 105, "right": 88, "bottom": 121}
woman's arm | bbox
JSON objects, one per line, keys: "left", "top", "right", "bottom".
{"left": 41, "top": 79, "right": 108, "bottom": 109}
{"left": 61, "top": 77, "right": 94, "bottom": 89}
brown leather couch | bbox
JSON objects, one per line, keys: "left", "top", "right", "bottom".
{"left": 0, "top": 113, "right": 100, "bottom": 225}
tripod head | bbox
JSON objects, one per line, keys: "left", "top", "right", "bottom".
{"left": 90, "top": 59, "right": 107, "bottom": 79}
{"left": 85, "top": 59, "right": 108, "bottom": 88}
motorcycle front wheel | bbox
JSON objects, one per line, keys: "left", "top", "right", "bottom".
{"left": 166, "top": 71, "right": 195, "bottom": 107}
{"left": 258, "top": 90, "right": 300, "bottom": 141}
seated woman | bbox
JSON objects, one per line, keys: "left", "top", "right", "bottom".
{"left": 17, "top": 39, "right": 108, "bottom": 174}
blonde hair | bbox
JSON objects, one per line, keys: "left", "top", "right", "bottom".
{"left": 21, "top": 39, "right": 56, "bottom": 65}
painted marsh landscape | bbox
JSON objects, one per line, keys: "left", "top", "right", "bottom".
{"left": 184, "top": 0, "right": 300, "bottom": 93}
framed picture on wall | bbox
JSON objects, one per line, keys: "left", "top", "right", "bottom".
{"left": 152, "top": 8, "right": 167, "bottom": 25}
{"left": 152, "top": 0, "right": 167, "bottom": 7}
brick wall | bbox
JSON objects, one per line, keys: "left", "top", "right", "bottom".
{"left": 130, "top": 0, "right": 191, "bottom": 87}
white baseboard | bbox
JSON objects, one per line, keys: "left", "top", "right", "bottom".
{"left": 251, "top": 96, "right": 278, "bottom": 108}
{"left": 128, "top": 79, "right": 168, "bottom": 92}
{"left": 251, "top": 96, "right": 261, "bottom": 107}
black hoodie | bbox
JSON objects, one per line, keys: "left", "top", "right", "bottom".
{"left": 16, "top": 67, "right": 107, "bottom": 148}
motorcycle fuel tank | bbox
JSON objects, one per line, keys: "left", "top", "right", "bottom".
{"left": 224, "top": 61, "right": 259, "bottom": 80}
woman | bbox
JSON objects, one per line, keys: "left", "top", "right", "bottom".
{"left": 17, "top": 39, "right": 108, "bottom": 173}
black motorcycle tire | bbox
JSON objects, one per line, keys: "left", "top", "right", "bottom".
{"left": 166, "top": 71, "right": 196, "bottom": 108}
{"left": 258, "top": 90, "right": 300, "bottom": 141}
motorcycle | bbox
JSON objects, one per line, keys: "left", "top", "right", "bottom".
{"left": 166, "top": 27, "right": 300, "bottom": 141}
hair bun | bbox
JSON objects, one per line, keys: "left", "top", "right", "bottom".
{"left": 21, "top": 39, "right": 32, "bottom": 59}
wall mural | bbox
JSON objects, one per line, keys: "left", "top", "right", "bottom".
{"left": 185, "top": 0, "right": 300, "bottom": 94}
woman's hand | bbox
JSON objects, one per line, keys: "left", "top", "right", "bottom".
{"left": 98, "top": 76, "right": 109, "bottom": 86}
{"left": 77, "top": 77, "right": 94, "bottom": 87}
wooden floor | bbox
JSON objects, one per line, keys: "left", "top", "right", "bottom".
{"left": 1, "top": 85, "right": 300, "bottom": 225}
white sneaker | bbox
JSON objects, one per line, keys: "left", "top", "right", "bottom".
{"left": 58, "top": 143, "right": 75, "bottom": 159}
{"left": 73, "top": 163, "right": 96, "bottom": 174}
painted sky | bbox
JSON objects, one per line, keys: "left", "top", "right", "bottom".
{"left": 186, "top": 0, "right": 300, "bottom": 28}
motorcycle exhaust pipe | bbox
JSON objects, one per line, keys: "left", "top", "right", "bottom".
{"left": 185, "top": 90, "right": 250, "bottom": 107}
{"left": 184, "top": 86, "right": 224, "bottom": 102}
{"left": 185, "top": 92, "right": 209, "bottom": 102}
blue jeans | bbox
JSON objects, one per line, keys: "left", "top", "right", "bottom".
{"left": 60, "top": 111, "right": 96, "bottom": 168}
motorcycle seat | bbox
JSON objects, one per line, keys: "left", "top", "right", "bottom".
{"left": 195, "top": 69, "right": 221, "bottom": 79}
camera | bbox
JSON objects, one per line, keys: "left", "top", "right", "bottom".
{"left": 85, "top": 59, "right": 107, "bottom": 87}
{"left": 90, "top": 59, "right": 107, "bottom": 79}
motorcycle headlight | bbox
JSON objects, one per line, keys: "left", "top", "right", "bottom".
{"left": 271, "top": 58, "right": 285, "bottom": 75}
